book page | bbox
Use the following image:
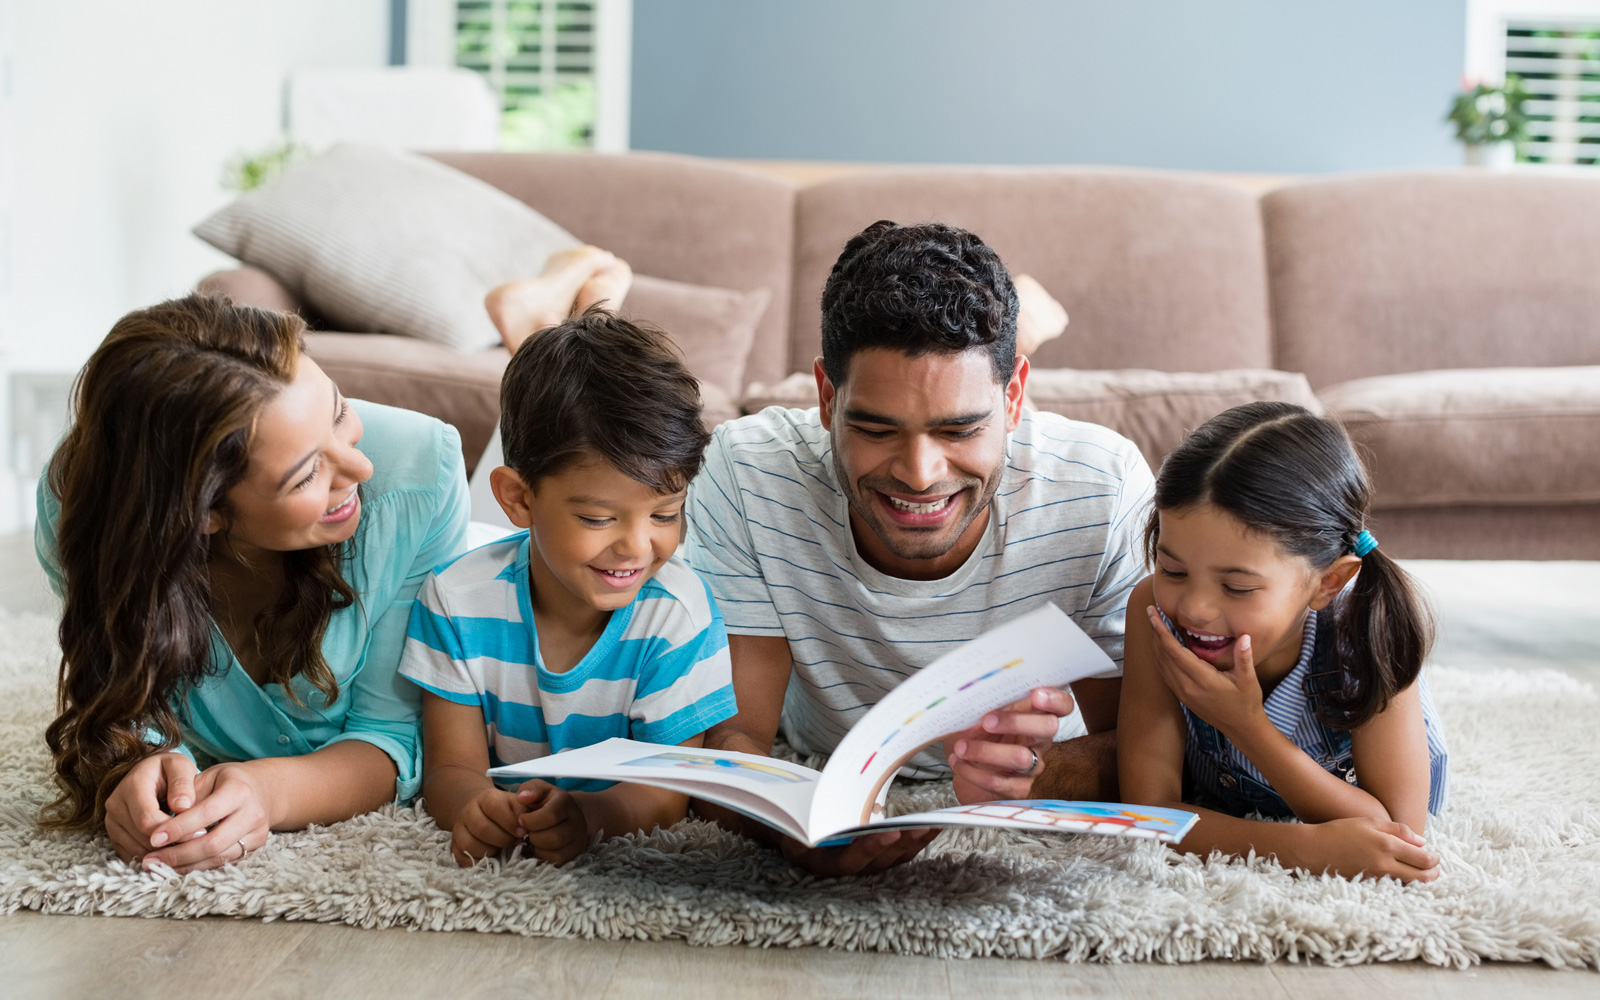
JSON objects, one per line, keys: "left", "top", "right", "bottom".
{"left": 805, "top": 604, "right": 1114, "bottom": 841}
{"left": 842, "top": 800, "right": 1200, "bottom": 845}
{"left": 486, "top": 738, "right": 821, "bottom": 841}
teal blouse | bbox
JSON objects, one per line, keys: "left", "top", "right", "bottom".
{"left": 35, "top": 400, "right": 470, "bottom": 802}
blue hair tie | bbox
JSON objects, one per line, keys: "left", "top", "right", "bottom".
{"left": 1352, "top": 530, "right": 1378, "bottom": 558}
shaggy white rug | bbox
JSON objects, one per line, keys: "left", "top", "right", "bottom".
{"left": 1, "top": 612, "right": 1596, "bottom": 968}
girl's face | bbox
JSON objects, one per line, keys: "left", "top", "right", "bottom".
{"left": 210, "top": 357, "right": 373, "bottom": 559}
{"left": 1150, "top": 504, "right": 1344, "bottom": 677}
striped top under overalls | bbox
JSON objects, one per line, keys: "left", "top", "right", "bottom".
{"left": 1161, "top": 608, "right": 1449, "bottom": 818}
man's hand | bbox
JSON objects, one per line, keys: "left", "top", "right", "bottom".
{"left": 946, "top": 686, "right": 1075, "bottom": 803}
{"left": 450, "top": 785, "right": 532, "bottom": 866}
{"left": 778, "top": 828, "right": 940, "bottom": 877}
{"left": 520, "top": 781, "right": 591, "bottom": 866}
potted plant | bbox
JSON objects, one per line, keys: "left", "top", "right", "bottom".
{"left": 1447, "top": 76, "right": 1529, "bottom": 168}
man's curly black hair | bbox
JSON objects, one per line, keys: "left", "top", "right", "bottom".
{"left": 819, "top": 220, "right": 1019, "bottom": 386}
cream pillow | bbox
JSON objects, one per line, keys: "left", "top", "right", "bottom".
{"left": 193, "top": 143, "right": 581, "bottom": 352}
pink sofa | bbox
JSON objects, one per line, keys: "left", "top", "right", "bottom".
{"left": 200, "top": 153, "right": 1600, "bottom": 560}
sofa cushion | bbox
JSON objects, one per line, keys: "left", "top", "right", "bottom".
{"left": 1320, "top": 366, "right": 1600, "bottom": 508}
{"left": 742, "top": 367, "right": 1323, "bottom": 469}
{"left": 792, "top": 169, "right": 1273, "bottom": 377}
{"left": 1264, "top": 172, "right": 1600, "bottom": 388}
{"left": 194, "top": 144, "right": 582, "bottom": 353}
{"left": 620, "top": 275, "right": 770, "bottom": 397}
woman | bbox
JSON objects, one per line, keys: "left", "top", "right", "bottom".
{"left": 36, "top": 294, "right": 469, "bottom": 873}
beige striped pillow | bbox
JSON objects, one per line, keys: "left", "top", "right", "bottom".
{"left": 193, "top": 143, "right": 581, "bottom": 352}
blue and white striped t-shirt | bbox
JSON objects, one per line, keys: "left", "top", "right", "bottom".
{"left": 399, "top": 532, "right": 738, "bottom": 790}
{"left": 682, "top": 406, "right": 1154, "bottom": 777}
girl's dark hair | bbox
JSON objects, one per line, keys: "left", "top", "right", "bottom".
{"left": 500, "top": 308, "right": 709, "bottom": 493}
{"left": 819, "top": 220, "right": 1018, "bottom": 386}
{"left": 41, "top": 294, "right": 357, "bottom": 831}
{"left": 1144, "top": 401, "right": 1432, "bottom": 728}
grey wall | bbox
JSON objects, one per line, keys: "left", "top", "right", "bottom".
{"left": 631, "top": 0, "right": 1466, "bottom": 173}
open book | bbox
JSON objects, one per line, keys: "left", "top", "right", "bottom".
{"left": 487, "top": 604, "right": 1199, "bottom": 847}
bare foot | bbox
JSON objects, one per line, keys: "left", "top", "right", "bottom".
{"left": 485, "top": 246, "right": 615, "bottom": 350}
{"left": 1014, "top": 274, "right": 1067, "bottom": 357}
{"left": 574, "top": 254, "right": 633, "bottom": 315}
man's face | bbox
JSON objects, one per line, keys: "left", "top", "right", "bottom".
{"left": 818, "top": 347, "right": 1026, "bottom": 580}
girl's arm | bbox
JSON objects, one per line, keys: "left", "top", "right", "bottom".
{"left": 1120, "top": 579, "right": 1440, "bottom": 881}
{"left": 1346, "top": 681, "right": 1432, "bottom": 833}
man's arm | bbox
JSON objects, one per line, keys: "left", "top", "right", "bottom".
{"left": 1032, "top": 677, "right": 1121, "bottom": 801}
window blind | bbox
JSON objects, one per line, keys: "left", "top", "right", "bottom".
{"left": 455, "top": 0, "right": 599, "bottom": 150}
{"left": 1506, "top": 21, "right": 1600, "bottom": 165}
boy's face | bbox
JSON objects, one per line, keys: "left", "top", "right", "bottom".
{"left": 490, "top": 455, "right": 685, "bottom": 613}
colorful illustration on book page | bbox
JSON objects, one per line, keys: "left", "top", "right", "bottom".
{"left": 941, "top": 800, "right": 1186, "bottom": 839}
{"left": 622, "top": 751, "right": 809, "bottom": 784}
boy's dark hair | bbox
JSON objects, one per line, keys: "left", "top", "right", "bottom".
{"left": 819, "top": 220, "right": 1018, "bottom": 386}
{"left": 500, "top": 309, "right": 708, "bottom": 493}
{"left": 1144, "top": 401, "right": 1434, "bottom": 730}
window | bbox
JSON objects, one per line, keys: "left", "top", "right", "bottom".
{"left": 1467, "top": 0, "right": 1600, "bottom": 165}
{"left": 451, "top": 0, "right": 630, "bottom": 152}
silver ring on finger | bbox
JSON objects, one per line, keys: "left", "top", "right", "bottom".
{"left": 1015, "top": 747, "right": 1040, "bottom": 777}
{"left": 235, "top": 838, "right": 249, "bottom": 863}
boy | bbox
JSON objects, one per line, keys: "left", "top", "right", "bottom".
{"left": 400, "top": 310, "right": 737, "bottom": 866}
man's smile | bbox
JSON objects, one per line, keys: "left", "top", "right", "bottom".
{"left": 876, "top": 488, "right": 963, "bottom": 528}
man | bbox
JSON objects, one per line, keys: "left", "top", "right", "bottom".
{"left": 683, "top": 220, "right": 1154, "bottom": 874}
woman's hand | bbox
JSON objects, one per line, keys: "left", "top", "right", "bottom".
{"left": 1144, "top": 606, "right": 1267, "bottom": 740}
{"left": 138, "top": 762, "right": 274, "bottom": 874}
{"left": 1298, "top": 816, "right": 1441, "bottom": 882}
{"left": 102, "top": 751, "right": 199, "bottom": 863}
{"left": 947, "top": 686, "right": 1074, "bottom": 803}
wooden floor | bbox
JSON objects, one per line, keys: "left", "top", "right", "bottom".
{"left": 2, "top": 911, "right": 1596, "bottom": 1000}
{"left": 2, "top": 533, "right": 1596, "bottom": 997}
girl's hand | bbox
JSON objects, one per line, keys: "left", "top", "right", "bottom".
{"left": 520, "top": 781, "right": 590, "bottom": 866}
{"left": 1144, "top": 606, "right": 1266, "bottom": 740}
{"left": 450, "top": 785, "right": 535, "bottom": 866}
{"left": 1300, "top": 816, "right": 1441, "bottom": 882}
{"left": 139, "top": 762, "right": 273, "bottom": 874}
{"left": 102, "top": 751, "right": 199, "bottom": 863}
{"left": 946, "top": 686, "right": 1074, "bottom": 803}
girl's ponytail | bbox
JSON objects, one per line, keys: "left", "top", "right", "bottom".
{"left": 1326, "top": 543, "right": 1433, "bottom": 728}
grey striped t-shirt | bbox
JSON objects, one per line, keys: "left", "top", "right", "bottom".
{"left": 682, "top": 406, "right": 1155, "bottom": 777}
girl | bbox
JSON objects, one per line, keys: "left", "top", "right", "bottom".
{"left": 1119, "top": 402, "right": 1449, "bottom": 882}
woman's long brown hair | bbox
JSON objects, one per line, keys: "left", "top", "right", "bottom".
{"left": 41, "top": 294, "right": 358, "bottom": 831}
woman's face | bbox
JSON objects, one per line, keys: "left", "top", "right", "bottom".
{"left": 210, "top": 357, "right": 373, "bottom": 558}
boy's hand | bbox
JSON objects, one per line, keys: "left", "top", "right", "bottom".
{"left": 519, "top": 780, "right": 590, "bottom": 866}
{"left": 1300, "top": 816, "right": 1441, "bottom": 883}
{"left": 450, "top": 787, "right": 530, "bottom": 866}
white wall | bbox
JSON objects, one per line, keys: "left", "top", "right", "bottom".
{"left": 0, "top": 0, "right": 390, "bottom": 530}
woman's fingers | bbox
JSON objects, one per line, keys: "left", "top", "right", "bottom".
{"left": 160, "top": 754, "right": 197, "bottom": 813}
{"left": 144, "top": 809, "right": 262, "bottom": 873}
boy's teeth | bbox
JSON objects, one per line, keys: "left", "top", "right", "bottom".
{"left": 889, "top": 495, "right": 951, "bottom": 514}
{"left": 600, "top": 568, "right": 637, "bottom": 577}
